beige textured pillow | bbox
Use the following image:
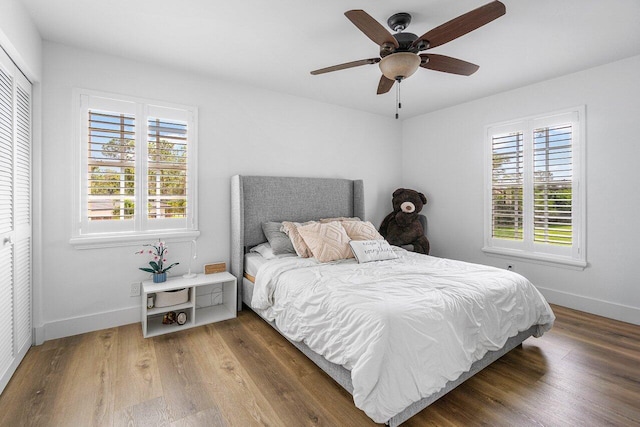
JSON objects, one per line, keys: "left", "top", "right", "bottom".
{"left": 297, "top": 221, "right": 354, "bottom": 263}
{"left": 281, "top": 221, "right": 315, "bottom": 258}
{"left": 319, "top": 216, "right": 361, "bottom": 223}
{"left": 341, "top": 220, "right": 384, "bottom": 241}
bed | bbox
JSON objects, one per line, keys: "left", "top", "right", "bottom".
{"left": 230, "top": 175, "right": 554, "bottom": 426}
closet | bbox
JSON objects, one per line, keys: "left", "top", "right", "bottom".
{"left": 0, "top": 47, "right": 32, "bottom": 394}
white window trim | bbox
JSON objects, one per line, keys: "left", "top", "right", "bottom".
{"left": 482, "top": 106, "right": 586, "bottom": 269}
{"left": 70, "top": 88, "right": 199, "bottom": 249}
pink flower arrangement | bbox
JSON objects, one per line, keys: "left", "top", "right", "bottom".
{"left": 136, "top": 240, "right": 179, "bottom": 274}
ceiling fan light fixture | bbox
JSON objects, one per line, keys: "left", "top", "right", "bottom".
{"left": 379, "top": 52, "right": 421, "bottom": 81}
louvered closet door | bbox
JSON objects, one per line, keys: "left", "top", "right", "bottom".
{"left": 0, "top": 51, "right": 15, "bottom": 387}
{"left": 0, "top": 47, "right": 32, "bottom": 395}
{"left": 13, "top": 71, "right": 31, "bottom": 359}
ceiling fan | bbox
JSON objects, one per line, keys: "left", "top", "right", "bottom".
{"left": 310, "top": 1, "right": 506, "bottom": 116}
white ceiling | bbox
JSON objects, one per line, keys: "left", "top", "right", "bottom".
{"left": 20, "top": 0, "right": 640, "bottom": 119}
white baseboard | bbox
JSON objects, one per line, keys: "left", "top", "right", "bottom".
{"left": 34, "top": 305, "right": 141, "bottom": 344}
{"left": 537, "top": 286, "right": 640, "bottom": 326}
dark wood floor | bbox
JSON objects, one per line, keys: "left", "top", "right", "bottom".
{"left": 0, "top": 304, "right": 639, "bottom": 426}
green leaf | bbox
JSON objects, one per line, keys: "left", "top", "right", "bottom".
{"left": 149, "top": 261, "right": 160, "bottom": 271}
{"left": 163, "top": 262, "right": 179, "bottom": 271}
{"left": 139, "top": 268, "right": 155, "bottom": 273}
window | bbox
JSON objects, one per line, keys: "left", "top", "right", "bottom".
{"left": 71, "top": 90, "right": 198, "bottom": 248}
{"left": 483, "top": 107, "right": 585, "bottom": 268}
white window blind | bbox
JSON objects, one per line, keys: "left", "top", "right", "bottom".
{"left": 491, "top": 131, "right": 524, "bottom": 241}
{"left": 484, "top": 107, "right": 585, "bottom": 268}
{"left": 147, "top": 117, "right": 188, "bottom": 220}
{"left": 533, "top": 124, "right": 573, "bottom": 245}
{"left": 87, "top": 110, "right": 135, "bottom": 221}
{"left": 72, "top": 90, "right": 198, "bottom": 248}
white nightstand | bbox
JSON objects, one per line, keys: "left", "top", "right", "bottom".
{"left": 141, "top": 272, "right": 237, "bottom": 338}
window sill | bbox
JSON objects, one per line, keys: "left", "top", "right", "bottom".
{"left": 70, "top": 230, "right": 200, "bottom": 249}
{"left": 482, "top": 246, "right": 587, "bottom": 270}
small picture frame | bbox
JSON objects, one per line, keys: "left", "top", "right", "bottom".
{"left": 176, "top": 311, "right": 187, "bottom": 325}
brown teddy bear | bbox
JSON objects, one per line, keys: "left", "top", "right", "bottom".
{"left": 379, "top": 188, "right": 430, "bottom": 254}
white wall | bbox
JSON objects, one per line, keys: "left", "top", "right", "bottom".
{"left": 39, "top": 41, "right": 401, "bottom": 341}
{"left": 0, "top": 0, "right": 41, "bottom": 80}
{"left": 37, "top": 41, "right": 640, "bottom": 341}
{"left": 402, "top": 55, "right": 640, "bottom": 325}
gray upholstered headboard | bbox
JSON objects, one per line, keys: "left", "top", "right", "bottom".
{"left": 230, "top": 175, "right": 365, "bottom": 310}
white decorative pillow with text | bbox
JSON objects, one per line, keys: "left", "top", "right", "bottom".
{"left": 349, "top": 240, "right": 399, "bottom": 263}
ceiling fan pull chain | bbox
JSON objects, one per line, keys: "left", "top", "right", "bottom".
{"left": 395, "top": 83, "right": 399, "bottom": 119}
{"left": 395, "top": 78, "right": 402, "bottom": 119}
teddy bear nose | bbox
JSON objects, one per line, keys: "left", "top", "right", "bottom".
{"left": 401, "top": 202, "right": 415, "bottom": 213}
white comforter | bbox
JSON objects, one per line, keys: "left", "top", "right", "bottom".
{"left": 252, "top": 249, "right": 555, "bottom": 423}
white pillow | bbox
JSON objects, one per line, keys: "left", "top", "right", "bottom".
{"left": 249, "top": 242, "right": 277, "bottom": 259}
{"left": 250, "top": 242, "right": 297, "bottom": 260}
{"left": 349, "top": 240, "right": 399, "bottom": 263}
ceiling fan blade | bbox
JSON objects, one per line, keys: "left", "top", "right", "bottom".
{"left": 311, "top": 58, "right": 380, "bottom": 75}
{"left": 345, "top": 10, "right": 399, "bottom": 48}
{"left": 377, "top": 75, "right": 395, "bottom": 94}
{"left": 420, "top": 54, "right": 479, "bottom": 75}
{"left": 413, "top": 1, "right": 506, "bottom": 50}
